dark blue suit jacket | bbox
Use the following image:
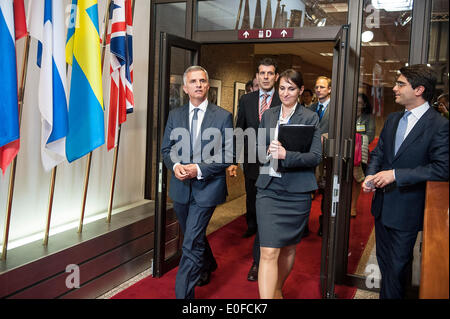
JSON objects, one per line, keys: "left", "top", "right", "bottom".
{"left": 367, "top": 107, "right": 449, "bottom": 232}
{"left": 161, "top": 102, "right": 233, "bottom": 208}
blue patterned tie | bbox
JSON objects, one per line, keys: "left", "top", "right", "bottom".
{"left": 317, "top": 104, "right": 324, "bottom": 121}
{"left": 394, "top": 111, "right": 411, "bottom": 155}
{"left": 191, "top": 108, "right": 201, "bottom": 162}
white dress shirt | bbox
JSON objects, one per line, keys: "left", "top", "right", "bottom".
{"left": 393, "top": 102, "right": 429, "bottom": 179}
{"left": 173, "top": 99, "right": 209, "bottom": 179}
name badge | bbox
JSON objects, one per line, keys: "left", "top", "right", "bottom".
{"left": 356, "top": 124, "right": 365, "bottom": 132}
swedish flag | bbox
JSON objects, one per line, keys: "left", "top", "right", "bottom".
{"left": 66, "top": 0, "right": 104, "bottom": 163}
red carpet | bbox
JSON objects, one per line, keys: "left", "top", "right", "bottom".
{"left": 112, "top": 191, "right": 374, "bottom": 299}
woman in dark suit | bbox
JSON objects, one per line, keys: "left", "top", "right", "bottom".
{"left": 255, "top": 69, "right": 322, "bottom": 298}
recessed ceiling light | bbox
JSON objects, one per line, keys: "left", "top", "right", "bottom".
{"left": 361, "top": 31, "right": 374, "bottom": 43}
{"left": 371, "top": 0, "right": 413, "bottom": 12}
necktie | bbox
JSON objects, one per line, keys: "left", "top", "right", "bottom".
{"left": 191, "top": 108, "right": 200, "bottom": 162}
{"left": 394, "top": 111, "right": 411, "bottom": 155}
{"left": 259, "top": 93, "right": 269, "bottom": 121}
{"left": 317, "top": 104, "right": 324, "bottom": 121}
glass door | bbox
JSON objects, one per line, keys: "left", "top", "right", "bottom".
{"left": 320, "top": 25, "right": 350, "bottom": 298}
{"left": 153, "top": 32, "right": 201, "bottom": 277}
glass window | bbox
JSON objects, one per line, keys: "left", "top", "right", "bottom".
{"left": 348, "top": 0, "right": 414, "bottom": 284}
{"left": 151, "top": 2, "right": 187, "bottom": 201}
{"left": 428, "top": 0, "right": 449, "bottom": 110}
{"left": 197, "top": 0, "right": 348, "bottom": 31}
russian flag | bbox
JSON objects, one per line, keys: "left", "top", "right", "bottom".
{"left": 0, "top": 0, "right": 27, "bottom": 175}
{"left": 29, "top": 0, "right": 68, "bottom": 171}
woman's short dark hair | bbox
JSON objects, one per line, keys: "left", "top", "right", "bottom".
{"left": 358, "top": 93, "right": 372, "bottom": 114}
{"left": 278, "top": 69, "right": 304, "bottom": 89}
{"left": 399, "top": 64, "right": 437, "bottom": 102}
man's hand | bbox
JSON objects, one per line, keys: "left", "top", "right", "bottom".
{"left": 183, "top": 164, "right": 198, "bottom": 179}
{"left": 362, "top": 175, "right": 376, "bottom": 193}
{"left": 362, "top": 170, "right": 395, "bottom": 192}
{"left": 174, "top": 164, "right": 189, "bottom": 181}
{"left": 227, "top": 165, "right": 238, "bottom": 177}
{"left": 371, "top": 170, "right": 395, "bottom": 188}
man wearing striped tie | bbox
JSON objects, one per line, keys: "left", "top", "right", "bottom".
{"left": 363, "top": 64, "right": 448, "bottom": 298}
{"left": 228, "top": 57, "right": 281, "bottom": 282}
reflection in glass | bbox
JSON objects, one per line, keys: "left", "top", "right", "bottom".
{"left": 197, "top": 0, "right": 348, "bottom": 31}
{"left": 428, "top": 0, "right": 449, "bottom": 100}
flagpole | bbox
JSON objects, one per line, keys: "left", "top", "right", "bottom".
{"left": 106, "top": 127, "right": 120, "bottom": 222}
{"left": 43, "top": 166, "right": 57, "bottom": 245}
{"left": 1, "top": 34, "right": 31, "bottom": 260}
{"left": 106, "top": 0, "right": 135, "bottom": 223}
{"left": 78, "top": 0, "right": 112, "bottom": 233}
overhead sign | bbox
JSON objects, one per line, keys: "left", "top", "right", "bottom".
{"left": 238, "top": 28, "right": 294, "bottom": 40}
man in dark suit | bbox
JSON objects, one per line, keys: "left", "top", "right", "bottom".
{"left": 228, "top": 57, "right": 280, "bottom": 282}
{"left": 362, "top": 64, "right": 449, "bottom": 299}
{"left": 161, "top": 66, "right": 233, "bottom": 299}
{"left": 308, "top": 76, "right": 331, "bottom": 236}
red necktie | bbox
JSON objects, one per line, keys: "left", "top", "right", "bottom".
{"left": 259, "top": 94, "right": 269, "bottom": 121}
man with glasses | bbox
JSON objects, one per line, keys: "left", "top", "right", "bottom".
{"left": 362, "top": 64, "right": 449, "bottom": 299}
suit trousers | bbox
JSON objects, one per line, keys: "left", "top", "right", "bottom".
{"left": 244, "top": 174, "right": 261, "bottom": 266}
{"left": 375, "top": 218, "right": 417, "bottom": 299}
{"left": 173, "top": 196, "right": 216, "bottom": 299}
{"left": 244, "top": 174, "right": 258, "bottom": 230}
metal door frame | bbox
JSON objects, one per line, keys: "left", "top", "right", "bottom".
{"left": 319, "top": 25, "right": 350, "bottom": 299}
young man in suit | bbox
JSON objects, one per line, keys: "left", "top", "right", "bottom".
{"left": 363, "top": 64, "right": 449, "bottom": 299}
{"left": 228, "top": 57, "right": 280, "bottom": 281}
{"left": 161, "top": 66, "right": 233, "bottom": 299}
{"left": 308, "top": 76, "right": 331, "bottom": 236}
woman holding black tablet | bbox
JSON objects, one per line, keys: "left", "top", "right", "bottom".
{"left": 255, "top": 69, "right": 322, "bottom": 299}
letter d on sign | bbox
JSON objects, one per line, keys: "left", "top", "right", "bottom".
{"left": 66, "top": 264, "right": 80, "bottom": 289}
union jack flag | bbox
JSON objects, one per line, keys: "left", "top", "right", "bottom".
{"left": 107, "top": 0, "right": 134, "bottom": 151}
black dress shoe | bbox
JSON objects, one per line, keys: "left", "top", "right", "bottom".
{"left": 196, "top": 271, "right": 211, "bottom": 286}
{"left": 317, "top": 225, "right": 323, "bottom": 237}
{"left": 247, "top": 262, "right": 258, "bottom": 281}
{"left": 242, "top": 228, "right": 257, "bottom": 238}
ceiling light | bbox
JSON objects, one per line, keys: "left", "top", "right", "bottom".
{"left": 320, "top": 52, "right": 333, "bottom": 57}
{"left": 317, "top": 18, "right": 327, "bottom": 27}
{"left": 371, "top": 0, "right": 413, "bottom": 12}
{"left": 319, "top": 3, "right": 348, "bottom": 13}
{"left": 378, "top": 59, "right": 401, "bottom": 63}
{"left": 395, "top": 12, "right": 412, "bottom": 26}
{"left": 361, "top": 30, "right": 374, "bottom": 42}
{"left": 362, "top": 41, "right": 389, "bottom": 46}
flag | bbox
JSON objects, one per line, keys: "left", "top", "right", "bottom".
{"left": 13, "top": 0, "right": 27, "bottom": 39}
{"left": 0, "top": 0, "right": 27, "bottom": 174}
{"left": 29, "top": 0, "right": 68, "bottom": 171}
{"left": 106, "top": 0, "right": 133, "bottom": 151}
{"left": 65, "top": 0, "right": 76, "bottom": 65}
{"left": 65, "top": 0, "right": 104, "bottom": 163}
